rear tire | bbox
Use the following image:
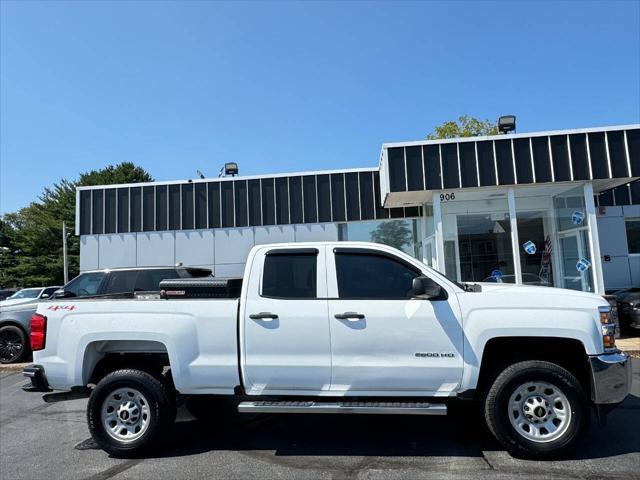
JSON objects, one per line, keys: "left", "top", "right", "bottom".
{"left": 483, "top": 360, "right": 589, "bottom": 459}
{"left": 0, "top": 325, "right": 28, "bottom": 364}
{"left": 87, "top": 369, "right": 175, "bottom": 458}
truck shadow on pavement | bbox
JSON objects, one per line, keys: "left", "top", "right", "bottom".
{"left": 140, "top": 394, "right": 640, "bottom": 461}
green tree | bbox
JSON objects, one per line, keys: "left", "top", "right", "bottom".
{"left": 370, "top": 220, "right": 413, "bottom": 252}
{"left": 426, "top": 115, "right": 498, "bottom": 140}
{"left": 0, "top": 163, "right": 153, "bottom": 288}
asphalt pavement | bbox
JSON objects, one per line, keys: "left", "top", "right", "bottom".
{"left": 1, "top": 360, "right": 639, "bottom": 480}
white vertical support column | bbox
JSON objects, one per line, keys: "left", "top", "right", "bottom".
{"left": 433, "top": 192, "right": 445, "bottom": 273}
{"left": 584, "top": 182, "right": 605, "bottom": 294}
{"left": 421, "top": 202, "right": 428, "bottom": 265}
{"left": 508, "top": 188, "right": 522, "bottom": 284}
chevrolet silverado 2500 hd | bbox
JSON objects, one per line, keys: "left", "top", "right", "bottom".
{"left": 23, "top": 242, "right": 631, "bottom": 459}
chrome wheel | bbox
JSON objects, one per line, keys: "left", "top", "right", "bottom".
{"left": 101, "top": 387, "right": 151, "bottom": 443}
{"left": 508, "top": 381, "right": 571, "bottom": 443}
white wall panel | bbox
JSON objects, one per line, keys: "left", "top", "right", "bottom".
{"left": 136, "top": 232, "right": 175, "bottom": 267}
{"left": 629, "top": 256, "right": 640, "bottom": 287}
{"left": 214, "top": 263, "right": 246, "bottom": 278}
{"left": 294, "top": 223, "right": 338, "bottom": 242}
{"left": 79, "top": 235, "right": 99, "bottom": 271}
{"left": 214, "top": 228, "right": 254, "bottom": 265}
{"left": 98, "top": 234, "right": 137, "bottom": 269}
{"left": 601, "top": 256, "right": 632, "bottom": 290}
{"left": 254, "top": 225, "right": 295, "bottom": 246}
{"left": 597, "top": 216, "right": 630, "bottom": 256}
{"left": 175, "top": 230, "right": 214, "bottom": 267}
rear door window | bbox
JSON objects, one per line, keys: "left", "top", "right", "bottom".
{"left": 103, "top": 271, "right": 139, "bottom": 294}
{"left": 262, "top": 252, "right": 317, "bottom": 299}
{"left": 135, "top": 269, "right": 180, "bottom": 291}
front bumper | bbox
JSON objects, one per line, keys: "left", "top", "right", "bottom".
{"left": 589, "top": 352, "right": 631, "bottom": 405}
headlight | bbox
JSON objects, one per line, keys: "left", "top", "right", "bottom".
{"left": 598, "top": 305, "right": 617, "bottom": 351}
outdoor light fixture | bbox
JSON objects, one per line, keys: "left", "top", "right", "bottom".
{"left": 498, "top": 115, "right": 516, "bottom": 134}
{"left": 196, "top": 170, "right": 205, "bottom": 179}
{"left": 224, "top": 162, "right": 238, "bottom": 177}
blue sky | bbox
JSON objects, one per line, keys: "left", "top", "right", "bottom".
{"left": 1, "top": 1, "right": 639, "bottom": 214}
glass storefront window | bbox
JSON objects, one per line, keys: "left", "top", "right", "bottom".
{"left": 514, "top": 184, "right": 594, "bottom": 292}
{"left": 553, "top": 185, "right": 593, "bottom": 292}
{"left": 338, "top": 218, "right": 423, "bottom": 259}
{"left": 441, "top": 194, "right": 514, "bottom": 283}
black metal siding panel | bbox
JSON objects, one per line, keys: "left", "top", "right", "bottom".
{"left": 513, "top": 138, "right": 533, "bottom": 184}
{"left": 289, "top": 176, "right": 303, "bottom": 224}
{"left": 105, "top": 188, "right": 117, "bottom": 233}
{"left": 441, "top": 143, "right": 460, "bottom": 189}
{"left": 117, "top": 188, "right": 129, "bottom": 233}
{"left": 608, "top": 131, "right": 628, "bottom": 178}
{"left": 80, "top": 190, "right": 92, "bottom": 235}
{"left": 221, "top": 182, "right": 234, "bottom": 228}
{"left": 143, "top": 186, "right": 155, "bottom": 231}
{"left": 550, "top": 135, "right": 571, "bottom": 182}
{"left": 181, "top": 183, "right": 194, "bottom": 230}
{"left": 599, "top": 189, "right": 614, "bottom": 206}
{"left": 405, "top": 146, "right": 423, "bottom": 191}
{"left": 345, "top": 172, "right": 360, "bottom": 221}
{"left": 330, "top": 174, "right": 346, "bottom": 222}
{"left": 630, "top": 180, "right": 640, "bottom": 204}
{"left": 459, "top": 142, "right": 477, "bottom": 188}
{"left": 373, "top": 171, "right": 389, "bottom": 219}
{"left": 569, "top": 134, "right": 590, "bottom": 181}
{"left": 156, "top": 185, "right": 168, "bottom": 231}
{"left": 302, "top": 175, "right": 317, "bottom": 224}
{"left": 387, "top": 147, "right": 406, "bottom": 192}
{"left": 194, "top": 183, "right": 207, "bottom": 229}
{"left": 358, "top": 171, "right": 375, "bottom": 220}
{"left": 404, "top": 206, "right": 420, "bottom": 217}
{"left": 168, "top": 184, "right": 181, "bottom": 230}
{"left": 234, "top": 180, "right": 248, "bottom": 228}
{"left": 390, "top": 208, "right": 405, "bottom": 218}
{"left": 423, "top": 145, "right": 441, "bottom": 190}
{"left": 614, "top": 185, "right": 630, "bottom": 205}
{"left": 317, "top": 175, "right": 331, "bottom": 223}
{"left": 130, "top": 187, "right": 142, "bottom": 232}
{"left": 627, "top": 129, "right": 640, "bottom": 176}
{"left": 588, "top": 132, "right": 609, "bottom": 179}
{"left": 90, "top": 189, "right": 103, "bottom": 234}
{"left": 476, "top": 141, "right": 496, "bottom": 186}
{"left": 207, "top": 182, "right": 221, "bottom": 228}
{"left": 531, "top": 137, "right": 552, "bottom": 183}
{"left": 261, "top": 178, "right": 276, "bottom": 226}
{"left": 248, "top": 179, "right": 262, "bottom": 227}
{"left": 495, "top": 139, "right": 515, "bottom": 185}
{"left": 275, "top": 177, "right": 289, "bottom": 225}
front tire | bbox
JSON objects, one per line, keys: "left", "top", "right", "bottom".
{"left": 87, "top": 369, "right": 175, "bottom": 458}
{"left": 483, "top": 360, "right": 589, "bottom": 459}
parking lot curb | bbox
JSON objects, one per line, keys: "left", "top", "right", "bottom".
{"left": 0, "top": 362, "right": 29, "bottom": 372}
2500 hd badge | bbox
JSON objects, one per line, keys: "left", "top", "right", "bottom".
{"left": 415, "top": 352, "right": 456, "bottom": 358}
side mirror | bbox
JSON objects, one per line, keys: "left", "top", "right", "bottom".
{"left": 53, "top": 289, "right": 69, "bottom": 299}
{"left": 41, "top": 294, "right": 50, "bottom": 299}
{"left": 412, "top": 276, "right": 444, "bottom": 300}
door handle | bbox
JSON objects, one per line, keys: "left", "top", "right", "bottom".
{"left": 249, "top": 312, "right": 278, "bottom": 320}
{"left": 334, "top": 312, "right": 365, "bottom": 320}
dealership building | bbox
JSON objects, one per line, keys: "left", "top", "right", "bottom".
{"left": 76, "top": 124, "right": 640, "bottom": 294}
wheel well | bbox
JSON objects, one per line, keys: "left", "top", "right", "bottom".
{"left": 84, "top": 340, "right": 172, "bottom": 388}
{"left": 476, "top": 337, "right": 591, "bottom": 399}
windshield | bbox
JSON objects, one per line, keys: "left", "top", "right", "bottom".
{"left": 8, "top": 288, "right": 42, "bottom": 299}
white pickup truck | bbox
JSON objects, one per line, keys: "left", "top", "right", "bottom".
{"left": 23, "top": 242, "right": 631, "bottom": 459}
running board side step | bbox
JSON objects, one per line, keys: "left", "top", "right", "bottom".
{"left": 237, "top": 401, "right": 447, "bottom": 415}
